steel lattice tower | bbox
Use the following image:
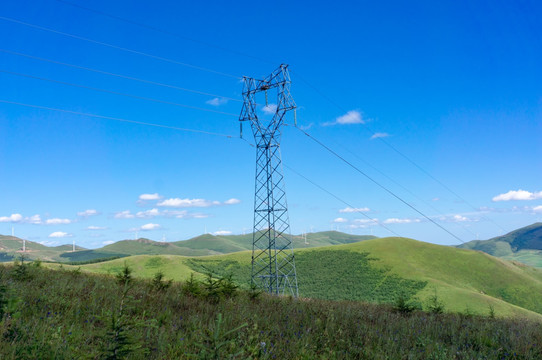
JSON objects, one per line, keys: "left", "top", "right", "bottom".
{"left": 239, "top": 64, "right": 298, "bottom": 297}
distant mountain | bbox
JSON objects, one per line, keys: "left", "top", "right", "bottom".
{"left": 458, "top": 223, "right": 542, "bottom": 268}
{"left": 0, "top": 235, "right": 49, "bottom": 252}
{"left": 0, "top": 231, "right": 377, "bottom": 263}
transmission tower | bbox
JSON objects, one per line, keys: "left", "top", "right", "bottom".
{"left": 239, "top": 64, "right": 299, "bottom": 297}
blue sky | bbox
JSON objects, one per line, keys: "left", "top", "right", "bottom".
{"left": 1, "top": 0, "right": 541, "bottom": 248}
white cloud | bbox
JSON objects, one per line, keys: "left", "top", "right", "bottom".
{"left": 370, "top": 132, "right": 389, "bottom": 140}
{"left": 262, "top": 104, "right": 278, "bottom": 115}
{"left": 383, "top": 218, "right": 421, "bottom": 224}
{"left": 349, "top": 218, "right": 379, "bottom": 229}
{"left": 87, "top": 226, "right": 107, "bottom": 230}
{"left": 135, "top": 208, "right": 161, "bottom": 218}
{"left": 27, "top": 214, "right": 42, "bottom": 224}
{"left": 157, "top": 198, "right": 220, "bottom": 208}
{"left": 324, "top": 110, "right": 364, "bottom": 126}
{"left": 39, "top": 240, "right": 59, "bottom": 246}
{"left": 213, "top": 230, "right": 232, "bottom": 236}
{"left": 353, "top": 218, "right": 378, "bottom": 224}
{"left": 138, "top": 193, "right": 162, "bottom": 201}
{"left": 140, "top": 223, "right": 160, "bottom": 231}
{"left": 191, "top": 213, "right": 210, "bottom": 219}
{"left": 114, "top": 210, "right": 135, "bottom": 219}
{"left": 452, "top": 215, "right": 469, "bottom": 222}
{"left": 432, "top": 198, "right": 440, "bottom": 202}
{"left": 102, "top": 240, "right": 115, "bottom": 245}
{"left": 206, "top": 97, "right": 228, "bottom": 106}
{"left": 48, "top": 231, "right": 72, "bottom": 238}
{"left": 0, "top": 213, "right": 23, "bottom": 223}
{"left": 45, "top": 218, "right": 72, "bottom": 225}
{"left": 339, "top": 207, "right": 370, "bottom": 213}
{"left": 77, "top": 209, "right": 99, "bottom": 217}
{"left": 333, "top": 217, "right": 348, "bottom": 223}
{"left": 224, "top": 198, "right": 241, "bottom": 205}
{"left": 532, "top": 206, "right": 542, "bottom": 213}
{"left": 492, "top": 189, "right": 542, "bottom": 202}
{"left": 299, "top": 123, "right": 314, "bottom": 131}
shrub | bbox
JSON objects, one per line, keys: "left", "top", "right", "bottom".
{"left": 190, "top": 313, "right": 247, "bottom": 359}
{"left": 115, "top": 262, "right": 133, "bottom": 287}
{"left": 426, "top": 290, "right": 445, "bottom": 314}
{"left": 488, "top": 304, "right": 496, "bottom": 319}
{"left": 151, "top": 271, "right": 172, "bottom": 292}
{"left": 393, "top": 293, "right": 421, "bottom": 314}
{"left": 0, "top": 284, "right": 7, "bottom": 319}
{"left": 11, "top": 255, "right": 33, "bottom": 281}
{"left": 182, "top": 273, "right": 202, "bottom": 297}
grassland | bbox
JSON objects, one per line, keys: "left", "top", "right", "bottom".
{"left": 1, "top": 262, "right": 541, "bottom": 359}
{"left": 0, "top": 231, "right": 377, "bottom": 264}
{"left": 47, "top": 237, "right": 542, "bottom": 321}
{"left": 458, "top": 222, "right": 542, "bottom": 268}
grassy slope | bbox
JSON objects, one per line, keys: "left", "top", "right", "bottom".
{"left": 458, "top": 223, "right": 542, "bottom": 264}
{"left": 2, "top": 265, "right": 542, "bottom": 359}
{"left": 1, "top": 231, "right": 377, "bottom": 263}
{"left": 172, "top": 231, "right": 376, "bottom": 252}
{"left": 172, "top": 234, "right": 248, "bottom": 253}
{"left": 340, "top": 237, "right": 542, "bottom": 319}
{"left": 502, "top": 249, "right": 542, "bottom": 268}
{"left": 51, "top": 237, "right": 542, "bottom": 321}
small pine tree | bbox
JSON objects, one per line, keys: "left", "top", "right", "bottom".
{"left": 190, "top": 313, "right": 247, "bottom": 359}
{"left": 151, "top": 271, "right": 172, "bottom": 292}
{"left": 426, "top": 290, "right": 445, "bottom": 314}
{"left": 0, "top": 284, "right": 7, "bottom": 319}
{"left": 182, "top": 273, "right": 202, "bottom": 297}
{"left": 393, "top": 293, "right": 420, "bottom": 314}
{"left": 115, "top": 262, "right": 133, "bottom": 287}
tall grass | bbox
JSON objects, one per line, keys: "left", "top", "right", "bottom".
{"left": 1, "top": 263, "right": 541, "bottom": 359}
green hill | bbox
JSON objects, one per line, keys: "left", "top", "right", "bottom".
{"left": 172, "top": 234, "right": 248, "bottom": 253}
{"left": 0, "top": 236, "right": 70, "bottom": 262}
{"left": 50, "top": 237, "right": 542, "bottom": 320}
{"left": 0, "top": 235, "right": 49, "bottom": 252}
{"left": 458, "top": 223, "right": 542, "bottom": 268}
{"left": 0, "top": 231, "right": 376, "bottom": 263}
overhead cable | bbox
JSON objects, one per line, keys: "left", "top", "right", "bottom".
{"left": 0, "top": 16, "right": 242, "bottom": 79}
{"left": 0, "top": 69, "right": 238, "bottom": 117}
{"left": 311, "top": 128, "right": 479, "bottom": 239}
{"left": 296, "top": 127, "right": 466, "bottom": 244}
{"left": 293, "top": 72, "right": 506, "bottom": 233}
{"left": 0, "top": 99, "right": 235, "bottom": 138}
{"left": 0, "top": 49, "right": 242, "bottom": 102}
{"left": 55, "top": 0, "right": 276, "bottom": 66}
{"left": 283, "top": 164, "right": 402, "bottom": 238}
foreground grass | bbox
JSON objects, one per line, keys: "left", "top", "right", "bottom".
{"left": 1, "top": 263, "right": 542, "bottom": 359}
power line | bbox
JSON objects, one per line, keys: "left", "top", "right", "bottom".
{"left": 0, "top": 49, "right": 242, "bottom": 102}
{"left": 296, "top": 127, "right": 466, "bottom": 244}
{"left": 0, "top": 16, "right": 242, "bottom": 79}
{"left": 55, "top": 0, "right": 276, "bottom": 66}
{"left": 0, "top": 99, "right": 236, "bottom": 138}
{"left": 0, "top": 69, "right": 238, "bottom": 117}
{"left": 292, "top": 73, "right": 506, "bottom": 234}
{"left": 289, "top": 124, "right": 479, "bottom": 239}
{"left": 283, "top": 164, "right": 402, "bottom": 238}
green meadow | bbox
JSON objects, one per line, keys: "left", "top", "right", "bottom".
{"left": 47, "top": 237, "right": 542, "bottom": 321}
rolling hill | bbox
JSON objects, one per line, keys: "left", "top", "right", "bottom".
{"left": 458, "top": 222, "right": 542, "bottom": 268}
{"left": 0, "top": 231, "right": 376, "bottom": 263}
{"left": 48, "top": 236, "right": 542, "bottom": 321}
